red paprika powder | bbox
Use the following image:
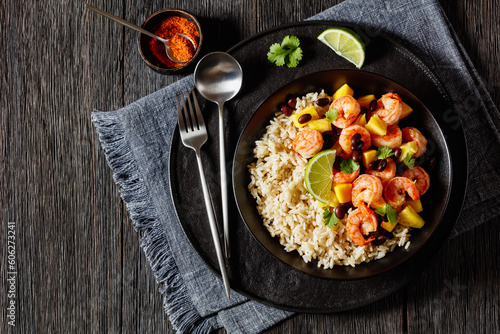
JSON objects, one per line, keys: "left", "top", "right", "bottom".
{"left": 148, "top": 16, "right": 199, "bottom": 68}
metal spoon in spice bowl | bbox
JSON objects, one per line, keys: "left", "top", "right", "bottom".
{"left": 86, "top": 4, "right": 196, "bottom": 63}
{"left": 195, "top": 52, "right": 243, "bottom": 259}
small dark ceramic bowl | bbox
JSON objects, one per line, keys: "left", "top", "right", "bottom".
{"left": 138, "top": 9, "right": 203, "bottom": 74}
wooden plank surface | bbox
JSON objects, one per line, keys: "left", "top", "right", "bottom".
{"left": 0, "top": 0, "right": 498, "bottom": 333}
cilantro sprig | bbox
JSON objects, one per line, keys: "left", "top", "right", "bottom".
{"left": 403, "top": 153, "right": 416, "bottom": 169}
{"left": 375, "top": 204, "right": 399, "bottom": 225}
{"left": 377, "top": 146, "right": 394, "bottom": 159}
{"left": 267, "top": 35, "right": 303, "bottom": 68}
{"left": 340, "top": 159, "right": 360, "bottom": 174}
{"left": 323, "top": 207, "right": 339, "bottom": 228}
{"left": 325, "top": 108, "right": 339, "bottom": 123}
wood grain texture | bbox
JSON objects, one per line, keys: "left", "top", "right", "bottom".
{"left": 0, "top": 0, "right": 498, "bottom": 333}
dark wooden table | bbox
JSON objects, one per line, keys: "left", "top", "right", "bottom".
{"left": 1, "top": 0, "right": 498, "bottom": 333}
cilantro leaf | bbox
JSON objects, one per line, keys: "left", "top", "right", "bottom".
{"left": 325, "top": 108, "right": 339, "bottom": 123}
{"left": 323, "top": 208, "right": 339, "bottom": 228}
{"left": 267, "top": 35, "right": 303, "bottom": 68}
{"left": 375, "top": 204, "right": 399, "bottom": 225}
{"left": 340, "top": 159, "right": 360, "bottom": 174}
{"left": 403, "top": 153, "right": 416, "bottom": 169}
{"left": 377, "top": 146, "right": 394, "bottom": 159}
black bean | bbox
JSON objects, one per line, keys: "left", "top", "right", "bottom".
{"left": 368, "top": 160, "right": 380, "bottom": 170}
{"left": 287, "top": 98, "right": 296, "bottom": 109}
{"left": 366, "top": 112, "right": 372, "bottom": 122}
{"left": 351, "top": 133, "right": 362, "bottom": 144}
{"left": 377, "top": 159, "right": 387, "bottom": 172}
{"left": 334, "top": 156, "right": 343, "bottom": 170}
{"left": 298, "top": 114, "right": 312, "bottom": 124}
{"left": 353, "top": 140, "right": 364, "bottom": 151}
{"left": 280, "top": 105, "right": 292, "bottom": 117}
{"left": 369, "top": 99, "right": 377, "bottom": 112}
{"left": 352, "top": 150, "right": 362, "bottom": 163}
{"left": 360, "top": 106, "right": 368, "bottom": 114}
{"left": 393, "top": 147, "right": 402, "bottom": 160}
{"left": 322, "top": 138, "right": 335, "bottom": 150}
{"left": 322, "top": 130, "right": 335, "bottom": 140}
{"left": 371, "top": 235, "right": 387, "bottom": 246}
{"left": 334, "top": 205, "right": 346, "bottom": 219}
{"left": 316, "top": 97, "right": 330, "bottom": 106}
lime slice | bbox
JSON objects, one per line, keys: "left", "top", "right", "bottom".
{"left": 304, "top": 149, "right": 336, "bottom": 203}
{"left": 317, "top": 27, "right": 365, "bottom": 68}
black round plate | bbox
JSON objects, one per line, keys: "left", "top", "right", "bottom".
{"left": 168, "top": 21, "right": 467, "bottom": 312}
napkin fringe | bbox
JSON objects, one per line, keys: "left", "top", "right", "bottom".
{"left": 92, "top": 112, "right": 214, "bottom": 334}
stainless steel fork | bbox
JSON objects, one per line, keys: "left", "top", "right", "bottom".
{"left": 175, "top": 90, "right": 231, "bottom": 299}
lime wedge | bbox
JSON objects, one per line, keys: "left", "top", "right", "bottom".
{"left": 304, "top": 149, "right": 336, "bottom": 203}
{"left": 317, "top": 27, "right": 365, "bottom": 68}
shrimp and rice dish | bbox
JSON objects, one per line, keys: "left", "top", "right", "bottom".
{"left": 248, "top": 84, "right": 432, "bottom": 268}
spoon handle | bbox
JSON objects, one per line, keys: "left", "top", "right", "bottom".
{"left": 218, "top": 103, "right": 231, "bottom": 259}
{"left": 85, "top": 4, "right": 166, "bottom": 43}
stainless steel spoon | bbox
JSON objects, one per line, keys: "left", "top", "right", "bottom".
{"left": 86, "top": 4, "right": 196, "bottom": 63}
{"left": 194, "top": 52, "right": 243, "bottom": 259}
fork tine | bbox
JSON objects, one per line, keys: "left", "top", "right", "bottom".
{"left": 181, "top": 91, "right": 194, "bottom": 132}
{"left": 191, "top": 89, "right": 206, "bottom": 129}
{"left": 175, "top": 93, "right": 187, "bottom": 133}
{"left": 185, "top": 90, "right": 198, "bottom": 131}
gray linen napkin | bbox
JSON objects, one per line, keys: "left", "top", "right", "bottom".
{"left": 92, "top": 0, "right": 500, "bottom": 332}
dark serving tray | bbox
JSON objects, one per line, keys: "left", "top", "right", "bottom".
{"left": 168, "top": 21, "right": 467, "bottom": 312}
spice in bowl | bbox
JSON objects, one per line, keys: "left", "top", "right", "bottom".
{"left": 147, "top": 16, "right": 199, "bottom": 68}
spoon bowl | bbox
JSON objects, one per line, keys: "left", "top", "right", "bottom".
{"left": 195, "top": 52, "right": 243, "bottom": 258}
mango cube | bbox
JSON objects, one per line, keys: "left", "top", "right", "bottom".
{"left": 353, "top": 113, "right": 367, "bottom": 127}
{"left": 291, "top": 105, "right": 320, "bottom": 128}
{"left": 372, "top": 197, "right": 387, "bottom": 209}
{"left": 362, "top": 149, "right": 378, "bottom": 169}
{"left": 357, "top": 95, "right": 376, "bottom": 108}
{"left": 365, "top": 114, "right": 387, "bottom": 136}
{"left": 380, "top": 221, "right": 396, "bottom": 232}
{"left": 308, "top": 118, "right": 332, "bottom": 132}
{"left": 334, "top": 183, "right": 352, "bottom": 204}
{"left": 333, "top": 84, "right": 354, "bottom": 100}
{"left": 406, "top": 199, "right": 423, "bottom": 213}
{"left": 398, "top": 141, "right": 418, "bottom": 162}
{"left": 398, "top": 205, "right": 425, "bottom": 228}
{"left": 400, "top": 101, "right": 413, "bottom": 119}
{"left": 328, "top": 190, "right": 340, "bottom": 208}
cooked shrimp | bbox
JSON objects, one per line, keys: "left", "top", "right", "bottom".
{"left": 351, "top": 174, "right": 383, "bottom": 208}
{"left": 330, "top": 95, "right": 361, "bottom": 129}
{"left": 402, "top": 166, "right": 430, "bottom": 195}
{"left": 366, "top": 158, "right": 396, "bottom": 186}
{"left": 402, "top": 127, "right": 427, "bottom": 157}
{"left": 384, "top": 176, "right": 420, "bottom": 208}
{"left": 333, "top": 167, "right": 360, "bottom": 184}
{"left": 339, "top": 125, "right": 371, "bottom": 156}
{"left": 346, "top": 208, "right": 377, "bottom": 246}
{"left": 374, "top": 92, "right": 403, "bottom": 126}
{"left": 292, "top": 128, "right": 324, "bottom": 159}
{"left": 371, "top": 125, "right": 402, "bottom": 148}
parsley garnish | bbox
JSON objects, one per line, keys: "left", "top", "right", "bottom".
{"left": 325, "top": 108, "right": 339, "bottom": 123}
{"left": 377, "top": 146, "right": 394, "bottom": 159}
{"left": 323, "top": 207, "right": 339, "bottom": 228}
{"left": 403, "top": 153, "right": 416, "bottom": 169}
{"left": 340, "top": 159, "right": 360, "bottom": 174}
{"left": 375, "top": 204, "right": 399, "bottom": 225}
{"left": 267, "top": 35, "right": 303, "bottom": 68}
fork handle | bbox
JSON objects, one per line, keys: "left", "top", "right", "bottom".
{"left": 194, "top": 149, "right": 231, "bottom": 299}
